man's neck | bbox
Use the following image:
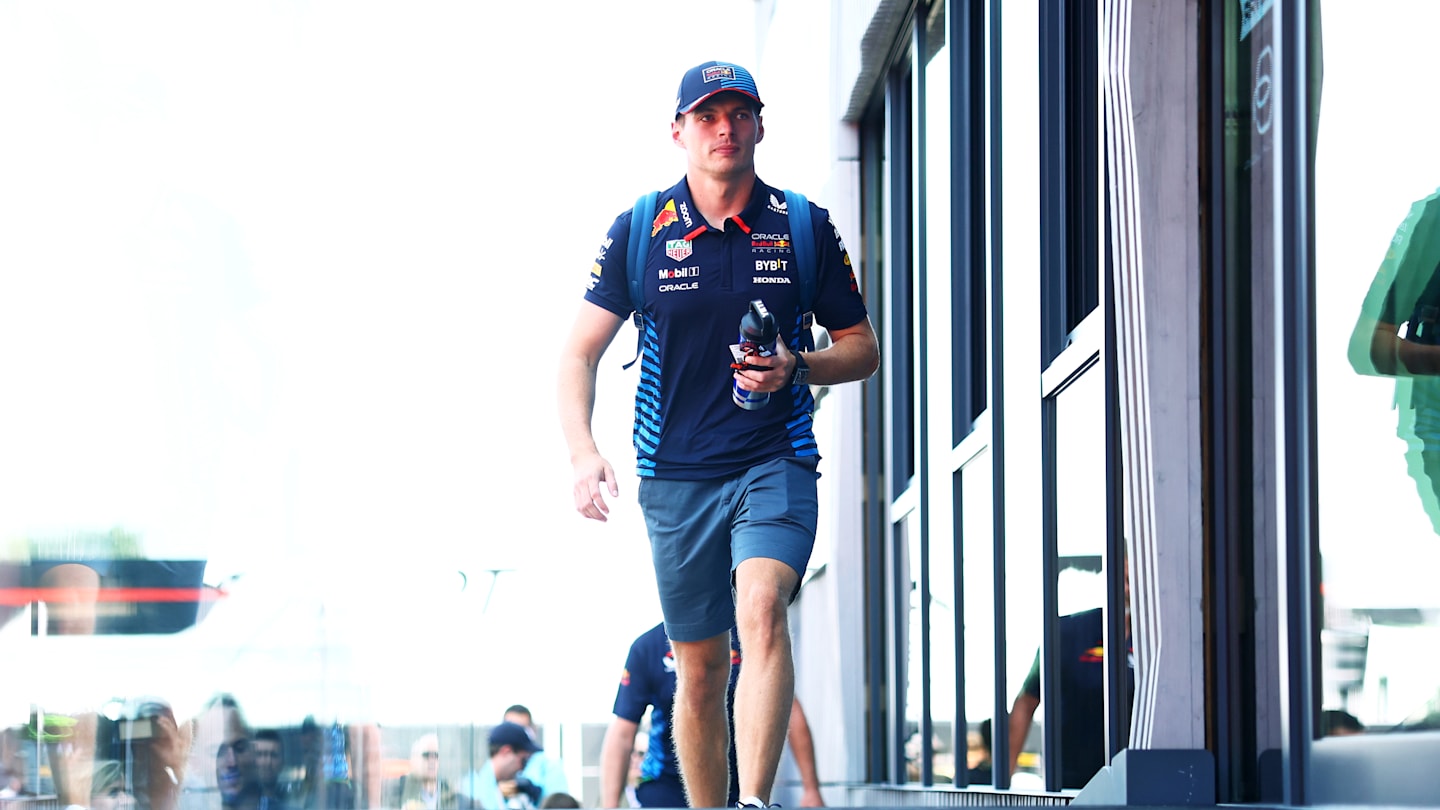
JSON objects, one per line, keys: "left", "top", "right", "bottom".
{"left": 687, "top": 171, "right": 756, "bottom": 230}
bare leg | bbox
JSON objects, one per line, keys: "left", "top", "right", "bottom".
{"left": 733, "top": 558, "right": 799, "bottom": 805}
{"left": 672, "top": 632, "right": 734, "bottom": 808}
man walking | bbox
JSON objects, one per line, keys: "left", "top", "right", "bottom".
{"left": 558, "top": 60, "right": 877, "bottom": 809}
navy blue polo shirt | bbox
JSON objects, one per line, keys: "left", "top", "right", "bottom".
{"left": 585, "top": 176, "right": 868, "bottom": 479}
{"left": 1019, "top": 608, "right": 1135, "bottom": 789}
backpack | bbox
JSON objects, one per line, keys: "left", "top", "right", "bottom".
{"left": 622, "top": 189, "right": 817, "bottom": 368}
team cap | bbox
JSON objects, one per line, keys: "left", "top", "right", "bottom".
{"left": 675, "top": 61, "right": 764, "bottom": 116}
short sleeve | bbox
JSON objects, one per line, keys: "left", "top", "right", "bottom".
{"left": 808, "top": 207, "right": 869, "bottom": 332}
{"left": 1020, "top": 650, "right": 1042, "bottom": 699}
{"left": 611, "top": 634, "right": 654, "bottom": 723}
{"left": 584, "top": 209, "right": 639, "bottom": 320}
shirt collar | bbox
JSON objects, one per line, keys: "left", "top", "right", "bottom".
{"left": 666, "top": 176, "right": 774, "bottom": 238}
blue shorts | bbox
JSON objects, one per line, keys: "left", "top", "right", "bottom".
{"left": 637, "top": 457, "right": 820, "bottom": 643}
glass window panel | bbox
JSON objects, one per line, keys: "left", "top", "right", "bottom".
{"left": 998, "top": 0, "right": 1045, "bottom": 792}
{"left": 924, "top": 0, "right": 953, "bottom": 410}
{"left": 928, "top": 519, "right": 957, "bottom": 787}
{"left": 1009, "top": 369, "right": 1111, "bottom": 792}
{"left": 1003, "top": 503, "right": 1044, "bottom": 791}
{"left": 907, "top": 523, "right": 924, "bottom": 783}
{"left": 900, "top": 516, "right": 923, "bottom": 784}
{"left": 921, "top": 536, "right": 956, "bottom": 784}
{"left": 960, "top": 452, "right": 996, "bottom": 786}
{"left": 1055, "top": 366, "right": 1107, "bottom": 614}
{"left": 1047, "top": 366, "right": 1119, "bottom": 790}
{"left": 1316, "top": 0, "right": 1440, "bottom": 740}
{"left": 921, "top": 0, "right": 957, "bottom": 788}
{"left": 890, "top": 65, "right": 918, "bottom": 498}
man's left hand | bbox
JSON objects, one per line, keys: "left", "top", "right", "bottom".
{"left": 732, "top": 340, "right": 795, "bottom": 393}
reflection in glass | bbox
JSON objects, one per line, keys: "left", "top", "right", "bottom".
{"left": 1007, "top": 369, "right": 1125, "bottom": 791}
{"left": 927, "top": 516, "right": 957, "bottom": 786}
{"left": 960, "top": 454, "right": 996, "bottom": 786}
{"left": 1003, "top": 500, "right": 1043, "bottom": 791}
{"left": 997, "top": 0, "right": 1046, "bottom": 789}
{"left": 904, "top": 518, "right": 925, "bottom": 784}
{"left": 1052, "top": 366, "right": 1120, "bottom": 791}
{"left": 921, "top": 0, "right": 956, "bottom": 788}
{"left": 1348, "top": 190, "right": 1440, "bottom": 533}
{"left": 1055, "top": 367, "right": 1107, "bottom": 616}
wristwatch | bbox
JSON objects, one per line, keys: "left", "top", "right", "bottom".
{"left": 791, "top": 352, "right": 810, "bottom": 387}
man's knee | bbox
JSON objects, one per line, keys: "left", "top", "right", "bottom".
{"left": 735, "top": 589, "right": 786, "bottom": 640}
{"left": 734, "top": 559, "right": 797, "bottom": 632}
{"left": 673, "top": 635, "right": 733, "bottom": 700}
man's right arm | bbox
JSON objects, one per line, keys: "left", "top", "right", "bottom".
{"left": 1007, "top": 692, "right": 1040, "bottom": 777}
{"left": 1362, "top": 319, "right": 1440, "bottom": 376}
{"left": 599, "top": 716, "right": 640, "bottom": 809}
{"left": 557, "top": 300, "right": 627, "bottom": 521}
{"left": 787, "top": 698, "right": 825, "bottom": 807}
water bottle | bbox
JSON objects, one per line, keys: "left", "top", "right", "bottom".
{"left": 732, "top": 299, "right": 778, "bottom": 410}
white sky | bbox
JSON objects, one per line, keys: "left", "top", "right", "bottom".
{"left": 1312, "top": 0, "right": 1440, "bottom": 609}
{"left": 0, "top": 2, "right": 828, "bottom": 728}
{"left": 1309, "top": 0, "right": 1440, "bottom": 721}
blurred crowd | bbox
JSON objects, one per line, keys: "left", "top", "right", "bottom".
{"left": 0, "top": 696, "right": 576, "bottom": 810}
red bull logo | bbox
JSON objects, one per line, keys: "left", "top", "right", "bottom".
{"left": 651, "top": 199, "right": 680, "bottom": 237}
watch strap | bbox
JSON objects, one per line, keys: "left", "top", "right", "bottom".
{"left": 791, "top": 353, "right": 810, "bottom": 386}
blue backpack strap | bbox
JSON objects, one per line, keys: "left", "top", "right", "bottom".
{"left": 627, "top": 191, "right": 660, "bottom": 324}
{"left": 783, "top": 189, "right": 816, "bottom": 351}
{"left": 623, "top": 191, "right": 659, "bottom": 370}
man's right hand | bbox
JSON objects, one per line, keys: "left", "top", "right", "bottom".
{"left": 573, "top": 451, "right": 620, "bottom": 521}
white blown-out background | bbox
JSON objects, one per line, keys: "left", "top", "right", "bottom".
{"left": 0, "top": 0, "right": 835, "bottom": 729}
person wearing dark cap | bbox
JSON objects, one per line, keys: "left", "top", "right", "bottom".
{"left": 559, "top": 60, "right": 878, "bottom": 810}
{"left": 501, "top": 706, "right": 568, "bottom": 804}
{"left": 461, "top": 722, "right": 541, "bottom": 810}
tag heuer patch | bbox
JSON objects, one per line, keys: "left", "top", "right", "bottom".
{"left": 665, "top": 239, "right": 693, "bottom": 261}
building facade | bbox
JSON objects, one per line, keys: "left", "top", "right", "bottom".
{"left": 765, "top": 0, "right": 1440, "bottom": 806}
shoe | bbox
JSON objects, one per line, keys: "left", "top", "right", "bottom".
{"left": 736, "top": 797, "right": 780, "bottom": 808}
